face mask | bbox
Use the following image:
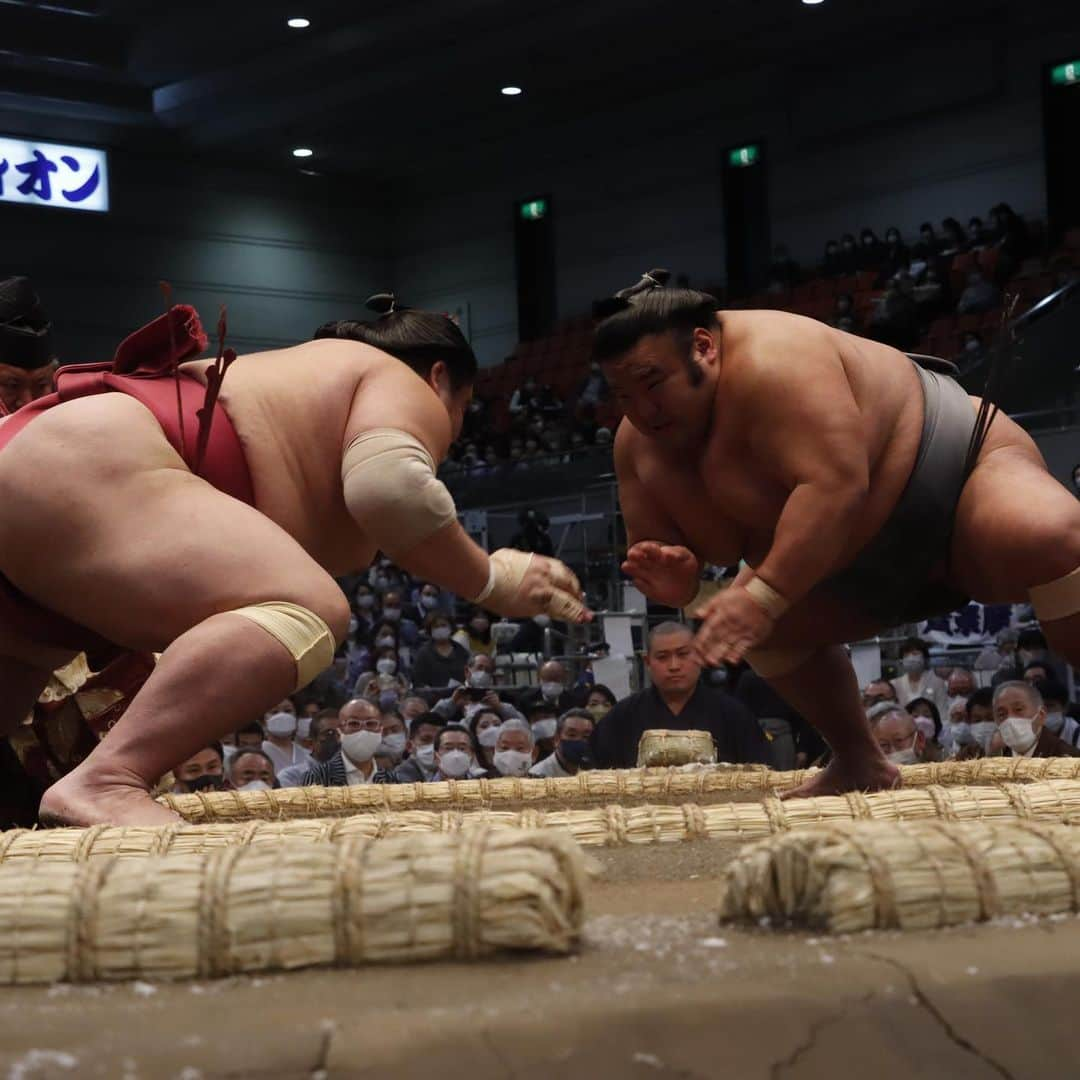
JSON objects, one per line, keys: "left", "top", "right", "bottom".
{"left": 965, "top": 340, "right": 980, "bottom": 352}
{"left": 431, "top": 626, "right": 452, "bottom": 641}
{"left": 887, "top": 740, "right": 919, "bottom": 766}
{"left": 532, "top": 718, "right": 557, "bottom": 741}
{"left": 438, "top": 749, "right": 473, "bottom": 779}
{"left": 1044, "top": 711, "right": 1065, "bottom": 734}
{"left": 341, "top": 729, "right": 383, "bottom": 764}
{"left": 382, "top": 608, "right": 401, "bottom": 621}
{"left": 356, "top": 595, "right": 375, "bottom": 609}
{"left": 468, "top": 669, "right": 493, "bottom": 689}
{"left": 421, "top": 594, "right": 439, "bottom": 609}
{"left": 951, "top": 721, "right": 973, "bottom": 746}
{"left": 348, "top": 616, "right": 359, "bottom": 636}
{"left": 541, "top": 681, "right": 564, "bottom": 701}
{"left": 186, "top": 774, "right": 224, "bottom": 793}
{"left": 494, "top": 749, "right": 532, "bottom": 777}
{"left": 471, "top": 618, "right": 490, "bottom": 634}
{"left": 265, "top": 712, "right": 297, "bottom": 738}
{"left": 379, "top": 732, "right": 407, "bottom": 759}
{"left": 999, "top": 716, "right": 1037, "bottom": 754}
{"left": 558, "top": 739, "right": 589, "bottom": 765}
{"left": 971, "top": 720, "right": 997, "bottom": 748}
{"left": 588, "top": 704, "right": 610, "bottom": 721}
{"left": 477, "top": 725, "right": 502, "bottom": 748}
{"left": 901, "top": 654, "right": 925, "bottom": 675}
{"left": 238, "top": 779, "right": 271, "bottom": 792}
{"left": 947, "top": 695, "right": 969, "bottom": 715}
{"left": 414, "top": 743, "right": 436, "bottom": 767}
{"left": 376, "top": 636, "right": 396, "bottom": 649}
{"left": 533, "top": 614, "right": 552, "bottom": 628}
{"left": 376, "top": 658, "right": 397, "bottom": 676}
{"left": 912, "top": 716, "right": 935, "bottom": 741}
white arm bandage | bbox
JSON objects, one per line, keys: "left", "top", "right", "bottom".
{"left": 341, "top": 428, "right": 458, "bottom": 559}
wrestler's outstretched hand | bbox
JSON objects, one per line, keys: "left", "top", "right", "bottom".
{"left": 692, "top": 585, "right": 774, "bottom": 667}
{"left": 484, "top": 549, "right": 593, "bottom": 623}
{"left": 622, "top": 541, "right": 701, "bottom": 607}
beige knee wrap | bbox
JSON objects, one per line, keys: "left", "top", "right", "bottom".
{"left": 341, "top": 428, "right": 458, "bottom": 558}
{"left": 1030, "top": 566, "right": 1080, "bottom": 622}
{"left": 231, "top": 602, "right": 336, "bottom": 690}
{"left": 745, "top": 645, "right": 815, "bottom": 679}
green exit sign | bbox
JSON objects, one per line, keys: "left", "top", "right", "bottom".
{"left": 1051, "top": 61, "right": 1080, "bottom": 86}
{"left": 728, "top": 144, "right": 760, "bottom": 168}
{"left": 520, "top": 198, "right": 548, "bottom": 220}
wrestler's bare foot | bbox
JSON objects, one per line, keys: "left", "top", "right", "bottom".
{"left": 780, "top": 754, "right": 900, "bottom": 801}
{"left": 40, "top": 769, "right": 181, "bottom": 827}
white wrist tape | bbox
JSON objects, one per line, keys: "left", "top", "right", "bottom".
{"left": 471, "top": 549, "right": 534, "bottom": 608}
{"left": 341, "top": 428, "right": 458, "bottom": 558}
{"left": 744, "top": 576, "right": 790, "bottom": 621}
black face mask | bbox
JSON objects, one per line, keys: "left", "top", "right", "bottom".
{"left": 185, "top": 774, "right": 225, "bottom": 793}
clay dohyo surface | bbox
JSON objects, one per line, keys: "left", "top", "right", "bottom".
{"left": 2, "top": 838, "right": 1079, "bottom": 1078}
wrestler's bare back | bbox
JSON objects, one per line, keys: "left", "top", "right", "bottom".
{"left": 621, "top": 310, "right": 938, "bottom": 569}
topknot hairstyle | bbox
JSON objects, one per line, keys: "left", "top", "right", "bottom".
{"left": 592, "top": 269, "right": 720, "bottom": 373}
{"left": 314, "top": 293, "right": 477, "bottom": 391}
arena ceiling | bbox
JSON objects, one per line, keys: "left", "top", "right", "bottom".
{"left": 0, "top": 0, "right": 1076, "bottom": 189}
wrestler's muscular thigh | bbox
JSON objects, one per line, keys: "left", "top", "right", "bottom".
{"left": 0, "top": 394, "right": 348, "bottom": 649}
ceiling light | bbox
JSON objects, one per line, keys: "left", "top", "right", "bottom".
{"left": 801, "top": 0, "right": 825, "bottom": 5}
{"left": 500, "top": 86, "right": 523, "bottom": 96}
{"left": 292, "top": 147, "right": 313, "bottom": 158}
{"left": 287, "top": 17, "right": 311, "bottom": 28}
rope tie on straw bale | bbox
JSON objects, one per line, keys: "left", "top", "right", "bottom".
{"left": 331, "top": 836, "right": 360, "bottom": 963}
{"left": 843, "top": 791, "right": 874, "bottom": 820}
{"left": 0, "top": 830, "right": 24, "bottom": 862}
{"left": 925, "top": 785, "right": 959, "bottom": 822}
{"left": 196, "top": 846, "right": 244, "bottom": 978}
{"left": 998, "top": 782, "right": 1034, "bottom": 819}
{"left": 519, "top": 809, "right": 543, "bottom": 831}
{"left": 452, "top": 825, "right": 487, "bottom": 960}
{"left": 908, "top": 825, "right": 951, "bottom": 928}
{"left": 67, "top": 856, "right": 114, "bottom": 983}
{"left": 681, "top": 803, "right": 708, "bottom": 840}
{"left": 603, "top": 805, "right": 629, "bottom": 845}
{"left": 71, "top": 824, "right": 108, "bottom": 862}
{"left": 941, "top": 826, "right": 1001, "bottom": 920}
{"left": 1019, "top": 823, "right": 1080, "bottom": 914}
{"left": 840, "top": 828, "right": 900, "bottom": 928}
{"left": 762, "top": 796, "right": 789, "bottom": 834}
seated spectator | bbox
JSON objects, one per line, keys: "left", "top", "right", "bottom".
{"left": 956, "top": 330, "right": 987, "bottom": 375}
{"left": 954, "top": 687, "right": 997, "bottom": 759}
{"left": 576, "top": 362, "right": 610, "bottom": 408}
{"left": 452, "top": 606, "right": 498, "bottom": 658}
{"left": 508, "top": 376, "right": 539, "bottom": 417}
{"left": 376, "top": 709, "right": 409, "bottom": 770}
{"left": 278, "top": 708, "right": 341, "bottom": 786}
{"left": 585, "top": 684, "right": 618, "bottom": 723}
{"left": 857, "top": 228, "right": 884, "bottom": 271}
{"left": 0, "top": 275, "right": 58, "bottom": 414}
{"left": 989, "top": 681, "right": 1080, "bottom": 759}
{"left": 890, "top": 637, "right": 948, "bottom": 715}
{"left": 400, "top": 695, "right": 432, "bottom": 728}
{"left": 491, "top": 718, "right": 537, "bottom": 777}
{"left": 432, "top": 654, "right": 524, "bottom": 724}
{"left": 869, "top": 272, "right": 920, "bottom": 350}
{"left": 171, "top": 743, "right": 226, "bottom": 794}
{"left": 989, "top": 202, "right": 1029, "bottom": 281}
{"left": 534, "top": 383, "right": 563, "bottom": 416}
{"left": 523, "top": 701, "right": 559, "bottom": 761}
{"left": 415, "top": 582, "right": 451, "bottom": 619}
{"left": 837, "top": 233, "right": 859, "bottom": 274}
{"left": 591, "top": 622, "right": 771, "bottom": 769}
{"left": 1034, "top": 678, "right": 1080, "bottom": 747}
{"left": 393, "top": 712, "right": 446, "bottom": 782}
{"left": 300, "top": 698, "right": 396, "bottom": 786}
{"left": 967, "top": 216, "right": 988, "bottom": 250}
{"left": 228, "top": 749, "right": 276, "bottom": 792}
{"left": 911, "top": 221, "right": 941, "bottom": 264}
{"left": 509, "top": 508, "right": 556, "bottom": 557}
{"left": 222, "top": 721, "right": 265, "bottom": 768}
{"left": 939, "top": 217, "right": 968, "bottom": 257}
{"left": 956, "top": 270, "right": 1000, "bottom": 315}
{"left": 820, "top": 239, "right": 842, "bottom": 278}
{"left": 460, "top": 395, "right": 490, "bottom": 442}
{"left": 831, "top": 293, "right": 861, "bottom": 332}
{"left": 881, "top": 226, "right": 910, "bottom": 281}
{"left": 530, "top": 708, "right": 595, "bottom": 777}
{"left": 261, "top": 709, "right": 314, "bottom": 776}
{"left": 872, "top": 706, "right": 940, "bottom": 765}
{"left": 946, "top": 668, "right": 976, "bottom": 698}
{"left": 430, "top": 724, "right": 484, "bottom": 781}
{"left": 907, "top": 696, "right": 946, "bottom": 755}
{"left": 412, "top": 611, "right": 470, "bottom": 688}
{"left": 366, "top": 621, "right": 412, "bottom": 678}
{"left": 977, "top": 627, "right": 1020, "bottom": 678}
{"left": 519, "top": 660, "right": 579, "bottom": 717}
{"left": 469, "top": 708, "right": 504, "bottom": 773}
{"left": 862, "top": 679, "right": 898, "bottom": 710}
{"left": 379, "top": 588, "right": 420, "bottom": 647}
{"left": 766, "top": 243, "right": 801, "bottom": 292}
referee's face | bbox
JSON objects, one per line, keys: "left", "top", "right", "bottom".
{"left": 646, "top": 631, "right": 700, "bottom": 695}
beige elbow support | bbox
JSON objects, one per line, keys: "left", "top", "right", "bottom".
{"left": 1029, "top": 566, "right": 1080, "bottom": 622}
{"left": 744, "top": 645, "right": 815, "bottom": 679}
{"left": 231, "top": 601, "right": 336, "bottom": 690}
{"left": 342, "top": 428, "right": 458, "bottom": 558}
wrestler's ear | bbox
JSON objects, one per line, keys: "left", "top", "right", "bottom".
{"left": 691, "top": 326, "right": 721, "bottom": 367}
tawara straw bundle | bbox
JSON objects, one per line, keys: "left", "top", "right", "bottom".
{"left": 12, "top": 781, "right": 1080, "bottom": 862}
{"left": 636, "top": 729, "right": 717, "bottom": 767}
{"left": 0, "top": 827, "right": 585, "bottom": 985}
{"left": 158, "top": 757, "right": 1080, "bottom": 822}
{"left": 718, "top": 820, "right": 1080, "bottom": 934}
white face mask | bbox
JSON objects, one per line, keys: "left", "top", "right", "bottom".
{"left": 376, "top": 658, "right": 397, "bottom": 676}
{"left": 532, "top": 718, "right": 557, "bottom": 741}
{"left": 541, "top": 681, "right": 564, "bottom": 701}
{"left": 970, "top": 720, "right": 997, "bottom": 748}
{"left": 265, "top": 712, "right": 297, "bottom": 738}
{"left": 494, "top": 749, "right": 532, "bottom": 777}
{"left": 886, "top": 735, "right": 920, "bottom": 766}
{"left": 238, "top": 779, "right": 271, "bottom": 792}
{"left": 999, "top": 716, "right": 1037, "bottom": 754}
{"left": 421, "top": 595, "right": 440, "bottom": 609}
{"left": 438, "top": 749, "right": 473, "bottom": 778}
{"left": 376, "top": 636, "right": 396, "bottom": 649}
{"left": 382, "top": 608, "right": 402, "bottom": 621}
{"left": 356, "top": 595, "right": 375, "bottom": 609}
{"left": 947, "top": 695, "right": 969, "bottom": 715}
{"left": 468, "top": 669, "right": 493, "bottom": 689}
{"left": 340, "top": 729, "right": 383, "bottom": 764}
{"left": 379, "top": 732, "right": 407, "bottom": 759}
{"left": 477, "top": 725, "right": 502, "bottom": 748}
{"left": 414, "top": 743, "right": 436, "bottom": 767}
{"left": 1044, "top": 711, "right": 1066, "bottom": 734}
{"left": 901, "top": 654, "right": 925, "bottom": 675}
{"left": 912, "top": 716, "right": 935, "bottom": 742}
{"left": 431, "top": 626, "right": 452, "bottom": 641}
{"left": 951, "top": 721, "right": 973, "bottom": 746}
